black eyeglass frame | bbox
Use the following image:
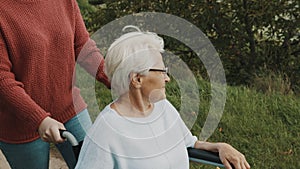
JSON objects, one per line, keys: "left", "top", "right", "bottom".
{"left": 148, "top": 67, "right": 168, "bottom": 74}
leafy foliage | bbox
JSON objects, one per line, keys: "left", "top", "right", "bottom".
{"left": 80, "top": 0, "right": 299, "bottom": 94}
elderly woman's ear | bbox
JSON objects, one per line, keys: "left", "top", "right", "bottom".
{"left": 129, "top": 72, "right": 142, "bottom": 88}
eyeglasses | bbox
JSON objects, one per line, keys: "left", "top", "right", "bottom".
{"left": 149, "top": 67, "right": 169, "bottom": 76}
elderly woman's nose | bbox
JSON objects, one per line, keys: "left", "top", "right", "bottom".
{"left": 164, "top": 74, "right": 170, "bottom": 82}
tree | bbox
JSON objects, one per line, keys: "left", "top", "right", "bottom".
{"left": 82, "top": 0, "right": 300, "bottom": 94}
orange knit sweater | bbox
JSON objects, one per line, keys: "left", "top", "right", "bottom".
{"left": 0, "top": 0, "right": 109, "bottom": 143}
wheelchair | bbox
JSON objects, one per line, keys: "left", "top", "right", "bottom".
{"left": 61, "top": 130, "right": 229, "bottom": 168}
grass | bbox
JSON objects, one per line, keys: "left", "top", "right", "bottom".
{"left": 77, "top": 68, "right": 300, "bottom": 168}
{"left": 189, "top": 83, "right": 300, "bottom": 168}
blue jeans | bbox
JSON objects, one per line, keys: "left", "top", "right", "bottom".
{"left": 0, "top": 109, "right": 92, "bottom": 169}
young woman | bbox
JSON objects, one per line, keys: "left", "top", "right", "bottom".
{"left": 0, "top": 0, "right": 109, "bottom": 168}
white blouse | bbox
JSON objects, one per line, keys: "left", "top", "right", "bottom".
{"left": 75, "top": 99, "right": 197, "bottom": 169}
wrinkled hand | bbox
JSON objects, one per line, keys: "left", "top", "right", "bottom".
{"left": 38, "top": 117, "right": 66, "bottom": 143}
{"left": 218, "top": 143, "right": 250, "bottom": 169}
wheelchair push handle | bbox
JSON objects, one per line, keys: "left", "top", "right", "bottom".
{"left": 59, "top": 130, "right": 82, "bottom": 161}
{"left": 188, "top": 147, "right": 235, "bottom": 168}
{"left": 59, "top": 129, "right": 79, "bottom": 146}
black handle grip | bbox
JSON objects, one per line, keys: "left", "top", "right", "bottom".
{"left": 59, "top": 129, "right": 66, "bottom": 139}
{"left": 59, "top": 130, "right": 82, "bottom": 161}
{"left": 187, "top": 147, "right": 235, "bottom": 168}
{"left": 187, "top": 147, "right": 223, "bottom": 164}
{"left": 59, "top": 129, "right": 79, "bottom": 146}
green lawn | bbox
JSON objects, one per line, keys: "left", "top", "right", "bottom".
{"left": 77, "top": 69, "right": 299, "bottom": 168}
{"left": 190, "top": 85, "right": 300, "bottom": 168}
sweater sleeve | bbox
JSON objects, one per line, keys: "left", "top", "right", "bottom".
{"left": 165, "top": 99, "right": 198, "bottom": 147}
{"left": 73, "top": 0, "right": 110, "bottom": 88}
{"left": 76, "top": 39, "right": 111, "bottom": 88}
{"left": 165, "top": 100, "right": 198, "bottom": 148}
{"left": 0, "top": 32, "right": 50, "bottom": 131}
{"left": 180, "top": 117, "right": 198, "bottom": 148}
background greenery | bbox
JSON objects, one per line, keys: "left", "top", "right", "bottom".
{"left": 79, "top": 0, "right": 300, "bottom": 95}
{"left": 76, "top": 0, "right": 299, "bottom": 168}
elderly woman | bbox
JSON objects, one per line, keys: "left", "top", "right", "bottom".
{"left": 75, "top": 26, "right": 250, "bottom": 169}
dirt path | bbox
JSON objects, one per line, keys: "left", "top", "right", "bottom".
{"left": 0, "top": 148, "right": 68, "bottom": 169}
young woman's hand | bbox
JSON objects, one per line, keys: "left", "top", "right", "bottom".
{"left": 38, "top": 117, "right": 66, "bottom": 143}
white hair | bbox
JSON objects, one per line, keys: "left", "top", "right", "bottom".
{"left": 105, "top": 25, "right": 165, "bottom": 98}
